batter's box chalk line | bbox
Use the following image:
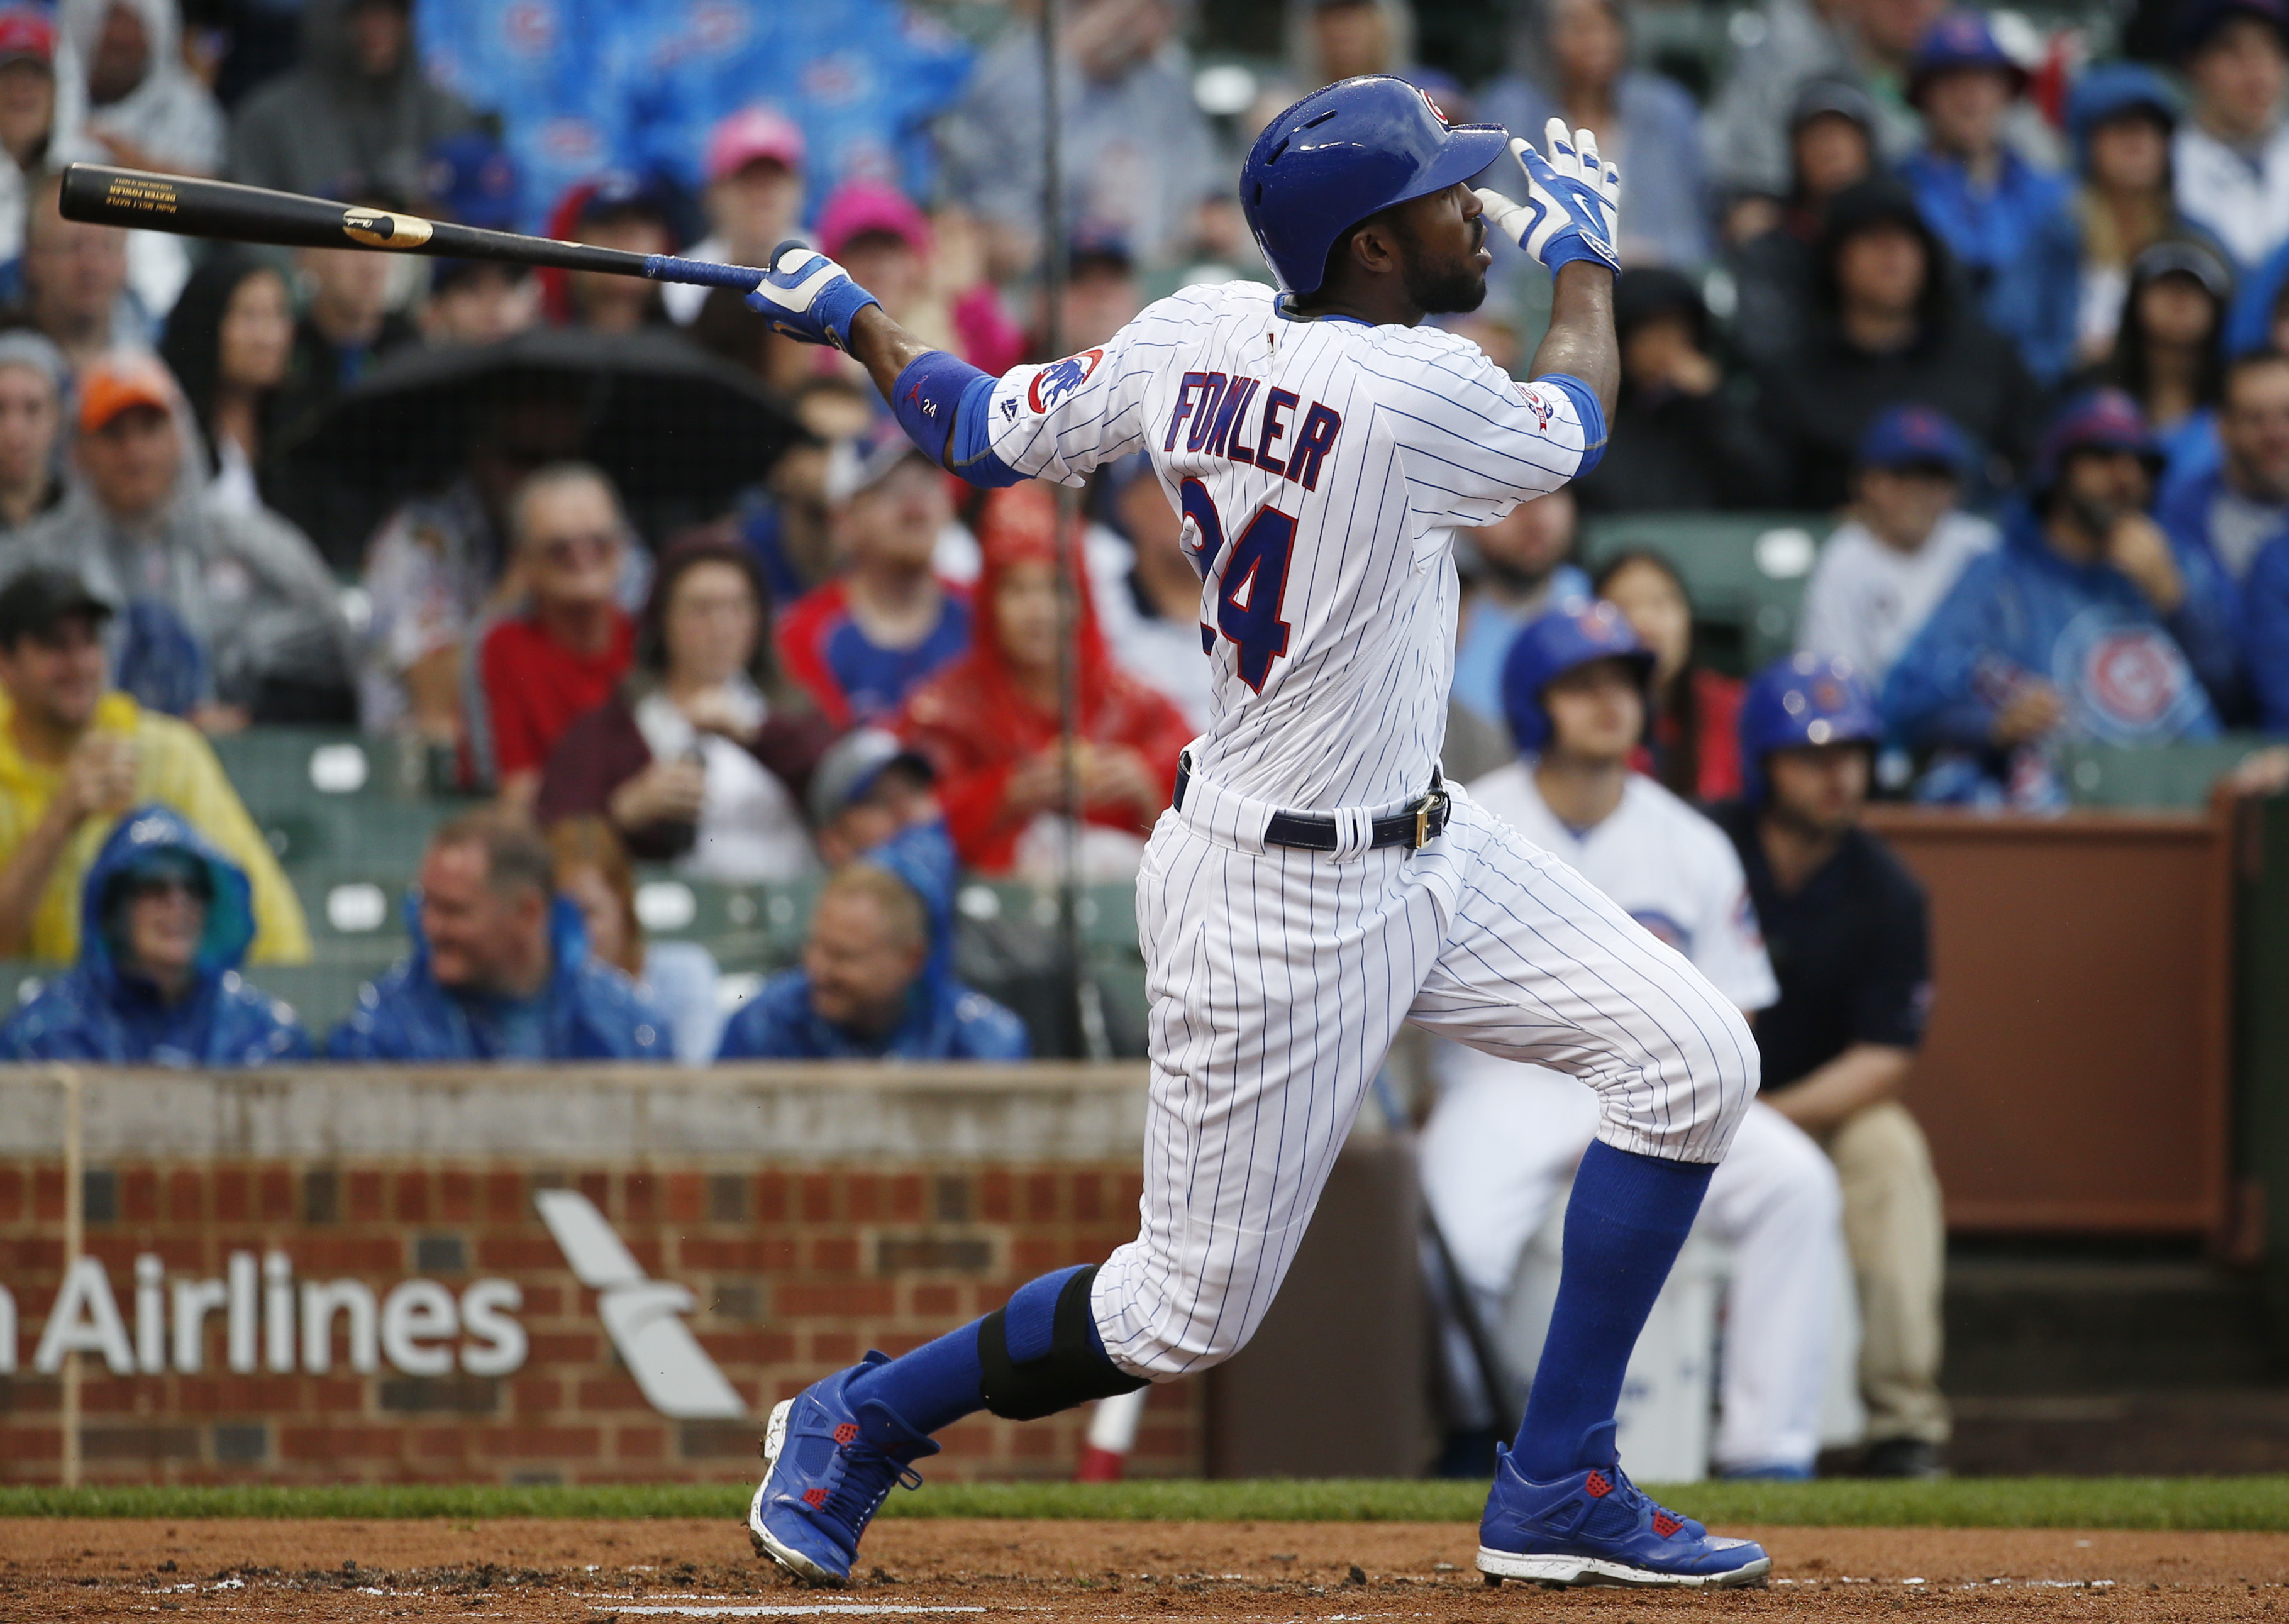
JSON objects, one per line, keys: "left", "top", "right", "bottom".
{"left": 601, "top": 1606, "right": 993, "bottom": 1618}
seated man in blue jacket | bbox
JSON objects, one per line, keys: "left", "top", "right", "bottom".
{"left": 1883, "top": 389, "right": 2239, "bottom": 806}
{"left": 0, "top": 804, "right": 311, "bottom": 1064}
{"left": 330, "top": 812, "right": 670, "bottom": 1061}
{"left": 718, "top": 863, "right": 1028, "bottom": 1062}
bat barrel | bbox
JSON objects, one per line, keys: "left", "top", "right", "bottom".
{"left": 54, "top": 163, "right": 763, "bottom": 290}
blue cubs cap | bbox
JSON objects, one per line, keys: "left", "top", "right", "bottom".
{"left": 1738, "top": 653, "right": 1882, "bottom": 805}
{"left": 1856, "top": 405, "right": 1974, "bottom": 473}
{"left": 2067, "top": 62, "right": 2180, "bottom": 160}
{"left": 1241, "top": 75, "right": 1509, "bottom": 296}
{"left": 2029, "top": 387, "right": 2163, "bottom": 500}
{"left": 1500, "top": 599, "right": 1656, "bottom": 755}
{"left": 424, "top": 130, "right": 521, "bottom": 232}
{"left": 1909, "top": 12, "right": 2028, "bottom": 105}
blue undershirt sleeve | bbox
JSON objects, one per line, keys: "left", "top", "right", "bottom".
{"left": 1533, "top": 370, "right": 1609, "bottom": 480}
{"left": 890, "top": 350, "right": 1026, "bottom": 489}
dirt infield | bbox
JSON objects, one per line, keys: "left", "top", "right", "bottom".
{"left": 2, "top": 1516, "right": 2283, "bottom": 1621}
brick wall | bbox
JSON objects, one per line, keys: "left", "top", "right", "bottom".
{"left": 0, "top": 1067, "right": 1200, "bottom": 1484}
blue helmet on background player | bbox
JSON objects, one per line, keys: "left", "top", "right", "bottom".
{"left": 1500, "top": 599, "right": 1656, "bottom": 754}
{"left": 1241, "top": 75, "right": 1509, "bottom": 296}
{"left": 1738, "top": 653, "right": 1882, "bottom": 805}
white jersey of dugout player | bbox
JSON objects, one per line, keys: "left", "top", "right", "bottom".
{"left": 1421, "top": 762, "right": 1848, "bottom": 1476}
{"left": 980, "top": 279, "right": 1595, "bottom": 812}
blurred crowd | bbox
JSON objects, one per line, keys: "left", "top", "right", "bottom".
{"left": 0, "top": 0, "right": 2280, "bottom": 1478}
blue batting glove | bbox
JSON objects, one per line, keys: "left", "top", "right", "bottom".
{"left": 745, "top": 241, "right": 882, "bottom": 350}
{"left": 1473, "top": 119, "right": 1621, "bottom": 278}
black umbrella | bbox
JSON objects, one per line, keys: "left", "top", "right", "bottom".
{"left": 268, "top": 325, "right": 807, "bottom": 570}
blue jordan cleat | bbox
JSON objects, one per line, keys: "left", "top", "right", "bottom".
{"left": 1477, "top": 1422, "right": 1771, "bottom": 1589}
{"left": 746, "top": 1352, "right": 939, "bottom": 1587}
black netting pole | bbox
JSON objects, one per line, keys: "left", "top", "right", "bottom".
{"left": 1039, "top": 0, "right": 1110, "bottom": 1059}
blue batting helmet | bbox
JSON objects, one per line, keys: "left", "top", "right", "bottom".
{"left": 1500, "top": 599, "right": 1656, "bottom": 755}
{"left": 1738, "top": 653, "right": 1883, "bottom": 805}
{"left": 1240, "top": 75, "right": 1509, "bottom": 296}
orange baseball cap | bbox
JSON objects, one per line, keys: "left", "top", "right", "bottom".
{"left": 77, "top": 351, "right": 176, "bottom": 435}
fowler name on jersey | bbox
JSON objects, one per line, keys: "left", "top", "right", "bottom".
{"left": 980, "top": 280, "right": 1604, "bottom": 812}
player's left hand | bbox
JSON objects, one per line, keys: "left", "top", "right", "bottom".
{"left": 1473, "top": 118, "right": 1621, "bottom": 277}
{"left": 746, "top": 242, "right": 882, "bottom": 350}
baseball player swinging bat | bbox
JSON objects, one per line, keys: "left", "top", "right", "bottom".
{"left": 732, "top": 80, "right": 1770, "bottom": 1597}
{"left": 56, "top": 163, "right": 768, "bottom": 296}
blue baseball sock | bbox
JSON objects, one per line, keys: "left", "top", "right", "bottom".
{"left": 843, "top": 1265, "right": 1101, "bottom": 1437}
{"left": 843, "top": 1320, "right": 985, "bottom": 1438}
{"left": 1509, "top": 1140, "right": 1715, "bottom": 1481}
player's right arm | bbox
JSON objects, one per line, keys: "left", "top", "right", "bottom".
{"left": 1477, "top": 119, "right": 1623, "bottom": 420}
{"left": 745, "top": 250, "right": 1151, "bottom": 489}
{"left": 1376, "top": 119, "right": 1623, "bottom": 527}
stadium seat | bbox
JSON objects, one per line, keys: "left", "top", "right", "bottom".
{"left": 1578, "top": 512, "right": 1829, "bottom": 674}
{"left": 209, "top": 729, "right": 476, "bottom": 868}
{"left": 2058, "top": 738, "right": 2270, "bottom": 810}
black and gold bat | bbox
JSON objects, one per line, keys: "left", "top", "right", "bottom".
{"left": 57, "top": 163, "right": 768, "bottom": 294}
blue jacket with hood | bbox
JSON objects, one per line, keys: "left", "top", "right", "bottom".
{"left": 0, "top": 805, "right": 311, "bottom": 1065}
{"left": 327, "top": 893, "right": 670, "bottom": 1062}
{"left": 716, "top": 832, "right": 1027, "bottom": 1063}
{"left": 1882, "top": 504, "right": 2230, "bottom": 795}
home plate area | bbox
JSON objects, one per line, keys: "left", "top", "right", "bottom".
{"left": 4, "top": 1520, "right": 2286, "bottom": 1621}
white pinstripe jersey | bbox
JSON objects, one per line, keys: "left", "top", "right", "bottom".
{"left": 982, "top": 280, "right": 1597, "bottom": 811}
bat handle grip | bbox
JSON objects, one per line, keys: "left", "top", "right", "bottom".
{"left": 641, "top": 254, "right": 765, "bottom": 290}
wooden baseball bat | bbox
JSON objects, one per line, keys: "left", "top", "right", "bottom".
{"left": 57, "top": 163, "right": 768, "bottom": 293}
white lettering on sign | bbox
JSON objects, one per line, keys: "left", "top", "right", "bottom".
{"left": 3, "top": 1203, "right": 746, "bottom": 1415}
{"left": 5, "top": 1254, "right": 531, "bottom": 1378}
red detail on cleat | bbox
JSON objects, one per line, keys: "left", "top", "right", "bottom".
{"left": 1583, "top": 1472, "right": 1612, "bottom": 1498}
{"left": 834, "top": 1423, "right": 859, "bottom": 1445}
{"left": 1652, "top": 1511, "right": 1683, "bottom": 1538}
{"left": 803, "top": 1487, "right": 828, "bottom": 1508}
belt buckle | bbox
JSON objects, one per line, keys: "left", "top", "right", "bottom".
{"left": 1410, "top": 787, "right": 1446, "bottom": 851}
{"left": 1412, "top": 790, "right": 1443, "bottom": 851}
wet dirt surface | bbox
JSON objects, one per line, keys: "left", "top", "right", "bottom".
{"left": 2, "top": 1518, "right": 2285, "bottom": 1621}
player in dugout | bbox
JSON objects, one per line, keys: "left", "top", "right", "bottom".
{"left": 1712, "top": 655, "right": 1950, "bottom": 1478}
{"left": 742, "top": 74, "right": 1773, "bottom": 1592}
{"left": 1421, "top": 602, "right": 1844, "bottom": 1483}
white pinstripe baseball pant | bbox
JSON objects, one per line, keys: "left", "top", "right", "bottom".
{"left": 1090, "top": 769, "right": 1762, "bottom": 1381}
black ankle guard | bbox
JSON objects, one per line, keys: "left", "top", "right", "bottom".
{"left": 977, "top": 1264, "right": 1148, "bottom": 1420}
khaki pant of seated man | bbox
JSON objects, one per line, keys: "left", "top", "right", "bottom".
{"left": 1824, "top": 1099, "right": 1949, "bottom": 1447}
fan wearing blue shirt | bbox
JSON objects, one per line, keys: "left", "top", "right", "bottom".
{"left": 1883, "top": 390, "right": 2240, "bottom": 805}
{"left": 329, "top": 812, "right": 670, "bottom": 1062}
{"left": 1899, "top": 13, "right": 2078, "bottom": 385}
{"left": 717, "top": 863, "right": 1026, "bottom": 1063}
{"left": 0, "top": 805, "right": 310, "bottom": 1066}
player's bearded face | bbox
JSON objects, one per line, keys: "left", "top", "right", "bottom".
{"left": 1388, "top": 207, "right": 1489, "bottom": 316}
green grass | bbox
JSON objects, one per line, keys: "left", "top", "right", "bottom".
{"left": 4, "top": 1478, "right": 2289, "bottom": 1530}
